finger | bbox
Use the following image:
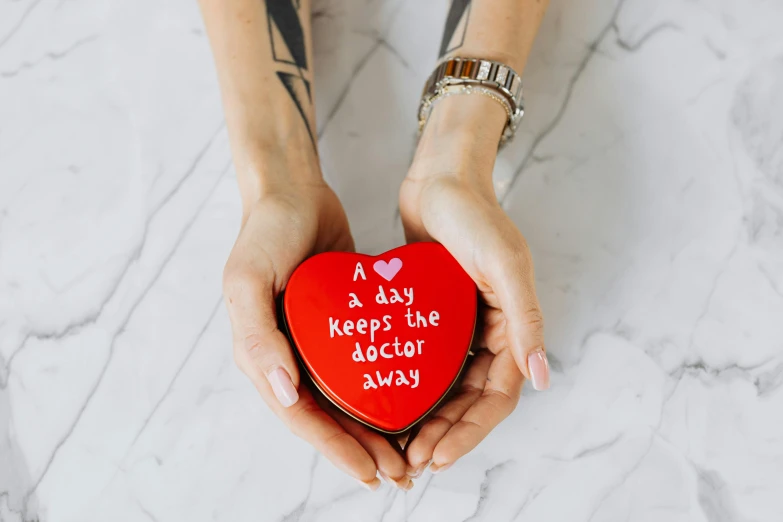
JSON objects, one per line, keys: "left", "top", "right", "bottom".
{"left": 405, "top": 351, "right": 493, "bottom": 475}
{"left": 225, "top": 272, "right": 381, "bottom": 489}
{"left": 431, "top": 349, "right": 523, "bottom": 470}
{"left": 330, "top": 411, "right": 412, "bottom": 490}
{"left": 311, "top": 387, "right": 408, "bottom": 488}
{"left": 485, "top": 231, "right": 549, "bottom": 391}
{"left": 230, "top": 286, "right": 381, "bottom": 490}
{"left": 278, "top": 386, "right": 381, "bottom": 490}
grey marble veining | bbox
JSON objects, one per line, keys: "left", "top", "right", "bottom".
{"left": 1, "top": 0, "right": 782, "bottom": 521}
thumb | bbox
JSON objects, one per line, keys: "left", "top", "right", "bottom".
{"left": 487, "top": 241, "right": 550, "bottom": 391}
{"left": 413, "top": 181, "right": 550, "bottom": 390}
{"left": 222, "top": 199, "right": 317, "bottom": 409}
{"left": 224, "top": 267, "right": 301, "bottom": 408}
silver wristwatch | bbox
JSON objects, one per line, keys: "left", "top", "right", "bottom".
{"left": 418, "top": 57, "right": 525, "bottom": 146}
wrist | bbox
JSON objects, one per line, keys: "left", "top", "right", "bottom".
{"left": 233, "top": 142, "right": 325, "bottom": 213}
{"left": 408, "top": 94, "right": 505, "bottom": 194}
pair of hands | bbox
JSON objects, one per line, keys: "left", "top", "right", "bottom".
{"left": 222, "top": 99, "right": 549, "bottom": 491}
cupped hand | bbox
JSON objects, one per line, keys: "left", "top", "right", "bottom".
{"left": 399, "top": 135, "right": 550, "bottom": 477}
{"left": 223, "top": 183, "right": 411, "bottom": 490}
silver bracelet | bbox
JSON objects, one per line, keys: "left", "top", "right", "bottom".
{"left": 418, "top": 57, "right": 525, "bottom": 146}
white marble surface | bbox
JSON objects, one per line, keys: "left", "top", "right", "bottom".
{"left": 1, "top": 0, "right": 783, "bottom": 520}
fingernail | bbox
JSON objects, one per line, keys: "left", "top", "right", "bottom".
{"left": 429, "top": 462, "right": 452, "bottom": 474}
{"left": 380, "top": 471, "right": 413, "bottom": 490}
{"left": 358, "top": 477, "right": 382, "bottom": 491}
{"left": 528, "top": 350, "right": 550, "bottom": 391}
{"left": 267, "top": 367, "right": 299, "bottom": 407}
{"left": 407, "top": 460, "right": 431, "bottom": 478}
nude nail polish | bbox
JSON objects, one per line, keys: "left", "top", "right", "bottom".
{"left": 528, "top": 350, "right": 550, "bottom": 391}
{"left": 380, "top": 471, "right": 412, "bottom": 490}
{"left": 429, "top": 462, "right": 452, "bottom": 474}
{"left": 267, "top": 367, "right": 299, "bottom": 407}
{"left": 358, "top": 477, "right": 382, "bottom": 491}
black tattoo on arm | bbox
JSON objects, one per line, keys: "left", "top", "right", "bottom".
{"left": 265, "top": 0, "right": 316, "bottom": 148}
{"left": 439, "top": 0, "right": 472, "bottom": 57}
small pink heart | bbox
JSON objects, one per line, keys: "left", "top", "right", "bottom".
{"left": 373, "top": 258, "right": 403, "bottom": 281}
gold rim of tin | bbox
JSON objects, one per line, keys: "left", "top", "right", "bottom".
{"left": 279, "top": 291, "right": 478, "bottom": 435}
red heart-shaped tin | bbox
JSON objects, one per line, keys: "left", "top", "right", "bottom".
{"left": 282, "top": 243, "right": 477, "bottom": 433}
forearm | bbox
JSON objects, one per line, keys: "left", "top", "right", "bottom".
{"left": 413, "top": 0, "right": 549, "bottom": 188}
{"left": 440, "top": 0, "right": 548, "bottom": 73}
{"left": 199, "top": 0, "right": 321, "bottom": 209}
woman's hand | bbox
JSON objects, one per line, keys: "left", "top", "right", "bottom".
{"left": 223, "top": 181, "right": 411, "bottom": 491}
{"left": 399, "top": 95, "right": 550, "bottom": 477}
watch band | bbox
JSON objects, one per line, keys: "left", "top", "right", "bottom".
{"left": 418, "top": 57, "right": 525, "bottom": 146}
